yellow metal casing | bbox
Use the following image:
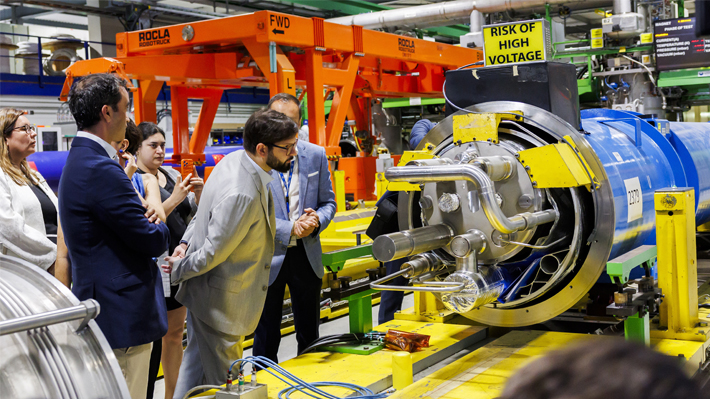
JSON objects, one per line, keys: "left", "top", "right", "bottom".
{"left": 452, "top": 111, "right": 523, "bottom": 145}
{"left": 387, "top": 147, "right": 436, "bottom": 192}
{"left": 517, "top": 136, "right": 599, "bottom": 189}
{"left": 651, "top": 188, "right": 708, "bottom": 342}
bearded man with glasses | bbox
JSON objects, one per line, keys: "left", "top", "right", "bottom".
{"left": 252, "top": 93, "right": 337, "bottom": 364}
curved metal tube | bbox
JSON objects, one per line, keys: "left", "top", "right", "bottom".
{"left": 369, "top": 268, "right": 465, "bottom": 293}
{"left": 385, "top": 163, "right": 558, "bottom": 234}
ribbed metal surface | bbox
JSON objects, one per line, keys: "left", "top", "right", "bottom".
{"left": 0, "top": 255, "right": 129, "bottom": 398}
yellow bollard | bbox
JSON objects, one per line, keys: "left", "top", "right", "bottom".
{"left": 391, "top": 352, "right": 413, "bottom": 390}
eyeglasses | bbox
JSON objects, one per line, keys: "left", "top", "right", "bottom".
{"left": 146, "top": 142, "right": 166, "bottom": 150}
{"left": 13, "top": 124, "right": 36, "bottom": 133}
{"left": 271, "top": 139, "right": 298, "bottom": 154}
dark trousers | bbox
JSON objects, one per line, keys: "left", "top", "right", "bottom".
{"left": 146, "top": 338, "right": 161, "bottom": 399}
{"left": 378, "top": 258, "right": 408, "bottom": 324}
{"left": 253, "top": 240, "right": 322, "bottom": 363}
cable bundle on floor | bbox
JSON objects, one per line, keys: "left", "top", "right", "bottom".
{"left": 228, "top": 355, "right": 394, "bottom": 399}
{"left": 298, "top": 332, "right": 387, "bottom": 355}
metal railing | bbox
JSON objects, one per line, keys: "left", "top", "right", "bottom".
{"left": 0, "top": 31, "right": 115, "bottom": 87}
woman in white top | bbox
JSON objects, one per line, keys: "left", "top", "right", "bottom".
{"left": 0, "top": 108, "right": 61, "bottom": 275}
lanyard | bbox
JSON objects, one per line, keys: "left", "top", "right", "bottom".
{"left": 279, "top": 160, "right": 295, "bottom": 215}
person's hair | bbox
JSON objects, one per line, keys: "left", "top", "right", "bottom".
{"left": 243, "top": 109, "right": 299, "bottom": 155}
{"left": 124, "top": 119, "right": 141, "bottom": 154}
{"left": 68, "top": 73, "right": 128, "bottom": 131}
{"left": 267, "top": 93, "right": 300, "bottom": 109}
{"left": 138, "top": 122, "right": 165, "bottom": 146}
{"left": 0, "top": 108, "right": 37, "bottom": 185}
{"left": 498, "top": 339, "right": 704, "bottom": 399}
{"left": 136, "top": 121, "right": 166, "bottom": 143}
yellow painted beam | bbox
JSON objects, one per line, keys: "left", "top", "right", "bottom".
{"left": 197, "top": 320, "right": 487, "bottom": 397}
{"left": 388, "top": 331, "right": 707, "bottom": 399}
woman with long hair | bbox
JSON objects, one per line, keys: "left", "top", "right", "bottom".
{"left": 0, "top": 108, "right": 62, "bottom": 277}
{"left": 136, "top": 122, "right": 203, "bottom": 399}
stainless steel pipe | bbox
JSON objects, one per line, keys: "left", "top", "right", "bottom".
{"left": 0, "top": 299, "right": 100, "bottom": 336}
{"left": 450, "top": 229, "right": 487, "bottom": 258}
{"left": 471, "top": 155, "right": 515, "bottom": 181}
{"left": 369, "top": 267, "right": 465, "bottom": 293}
{"left": 372, "top": 224, "right": 455, "bottom": 262}
{"left": 402, "top": 252, "right": 444, "bottom": 278}
{"left": 385, "top": 163, "right": 558, "bottom": 234}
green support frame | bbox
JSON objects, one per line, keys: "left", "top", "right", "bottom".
{"left": 606, "top": 245, "right": 657, "bottom": 345}
{"left": 321, "top": 243, "right": 373, "bottom": 273}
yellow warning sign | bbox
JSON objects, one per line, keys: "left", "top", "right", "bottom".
{"left": 640, "top": 33, "right": 653, "bottom": 44}
{"left": 591, "top": 28, "right": 603, "bottom": 49}
{"left": 483, "top": 20, "right": 550, "bottom": 67}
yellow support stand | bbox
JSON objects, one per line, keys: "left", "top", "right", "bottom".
{"left": 395, "top": 290, "right": 456, "bottom": 323}
{"left": 375, "top": 172, "right": 388, "bottom": 199}
{"left": 334, "top": 170, "right": 346, "bottom": 212}
{"left": 651, "top": 187, "right": 709, "bottom": 342}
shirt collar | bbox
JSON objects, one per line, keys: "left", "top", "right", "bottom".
{"left": 77, "top": 131, "right": 118, "bottom": 161}
{"left": 244, "top": 151, "right": 275, "bottom": 189}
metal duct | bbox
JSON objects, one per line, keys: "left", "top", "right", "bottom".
{"left": 470, "top": 10, "right": 484, "bottom": 33}
{"left": 327, "top": 0, "right": 602, "bottom": 31}
{"left": 613, "top": 0, "right": 632, "bottom": 14}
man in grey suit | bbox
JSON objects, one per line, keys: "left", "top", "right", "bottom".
{"left": 253, "top": 94, "right": 337, "bottom": 362}
{"left": 163, "top": 109, "right": 299, "bottom": 399}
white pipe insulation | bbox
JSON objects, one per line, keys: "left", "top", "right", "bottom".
{"left": 327, "top": 0, "right": 601, "bottom": 31}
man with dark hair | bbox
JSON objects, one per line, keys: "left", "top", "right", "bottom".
{"left": 164, "top": 109, "right": 299, "bottom": 399}
{"left": 252, "top": 94, "right": 336, "bottom": 364}
{"left": 59, "top": 73, "right": 170, "bottom": 399}
{"left": 498, "top": 339, "right": 705, "bottom": 399}
{"left": 268, "top": 92, "right": 309, "bottom": 141}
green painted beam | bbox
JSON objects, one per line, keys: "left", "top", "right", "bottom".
{"left": 322, "top": 243, "right": 373, "bottom": 273}
{"left": 606, "top": 245, "right": 656, "bottom": 283}
{"left": 279, "top": 0, "right": 469, "bottom": 39}
{"left": 658, "top": 68, "right": 710, "bottom": 88}
{"left": 552, "top": 45, "right": 653, "bottom": 59}
{"left": 383, "top": 98, "right": 445, "bottom": 108}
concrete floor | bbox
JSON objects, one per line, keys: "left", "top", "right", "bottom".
{"left": 153, "top": 294, "right": 415, "bottom": 399}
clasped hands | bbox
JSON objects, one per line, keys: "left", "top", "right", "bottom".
{"left": 292, "top": 208, "right": 319, "bottom": 239}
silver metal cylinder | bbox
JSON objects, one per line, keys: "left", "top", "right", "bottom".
{"left": 540, "top": 252, "right": 566, "bottom": 275}
{"left": 472, "top": 155, "right": 515, "bottom": 181}
{"left": 441, "top": 265, "right": 506, "bottom": 313}
{"left": 385, "top": 163, "right": 558, "bottom": 234}
{"left": 0, "top": 299, "right": 99, "bottom": 336}
{"left": 372, "top": 224, "right": 455, "bottom": 262}
{"left": 402, "top": 252, "right": 444, "bottom": 278}
{"left": 470, "top": 9, "right": 484, "bottom": 33}
{"left": 450, "top": 229, "right": 487, "bottom": 258}
{"left": 407, "top": 158, "right": 453, "bottom": 167}
{"left": 613, "top": 0, "right": 632, "bottom": 14}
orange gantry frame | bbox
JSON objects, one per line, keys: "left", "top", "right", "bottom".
{"left": 60, "top": 10, "right": 482, "bottom": 187}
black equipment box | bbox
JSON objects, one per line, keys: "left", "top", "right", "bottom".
{"left": 444, "top": 62, "right": 580, "bottom": 129}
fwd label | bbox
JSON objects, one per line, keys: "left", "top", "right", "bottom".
{"left": 270, "top": 15, "right": 290, "bottom": 34}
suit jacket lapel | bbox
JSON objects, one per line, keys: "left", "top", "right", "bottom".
{"left": 238, "top": 151, "right": 272, "bottom": 229}
{"left": 297, "top": 143, "right": 309, "bottom": 215}
{"left": 270, "top": 170, "right": 288, "bottom": 218}
{"left": 268, "top": 193, "right": 276, "bottom": 237}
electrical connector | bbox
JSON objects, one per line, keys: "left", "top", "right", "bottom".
{"left": 226, "top": 372, "right": 233, "bottom": 391}
{"left": 215, "top": 383, "right": 268, "bottom": 399}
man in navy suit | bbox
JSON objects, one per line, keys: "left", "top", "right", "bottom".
{"left": 59, "top": 73, "right": 170, "bottom": 399}
{"left": 252, "top": 94, "right": 337, "bottom": 362}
